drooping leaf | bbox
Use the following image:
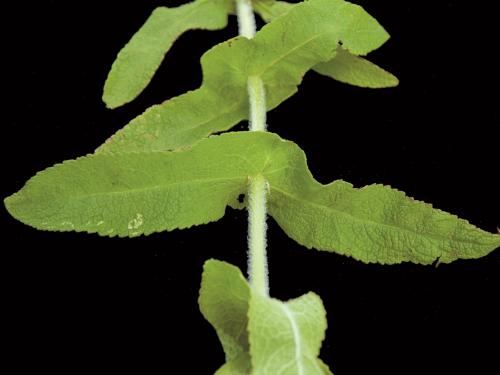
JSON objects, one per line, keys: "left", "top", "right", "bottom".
{"left": 248, "top": 291, "right": 328, "bottom": 375}
{"left": 199, "top": 259, "right": 331, "bottom": 374}
{"left": 97, "top": 0, "right": 389, "bottom": 154}
{"left": 6, "top": 132, "right": 499, "bottom": 264}
{"left": 199, "top": 259, "right": 251, "bottom": 361}
{"left": 102, "top": 0, "right": 232, "bottom": 109}
{"left": 314, "top": 46, "right": 399, "bottom": 88}
{"left": 255, "top": 0, "right": 398, "bottom": 89}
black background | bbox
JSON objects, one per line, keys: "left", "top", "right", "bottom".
{"left": 2, "top": 1, "right": 499, "bottom": 374}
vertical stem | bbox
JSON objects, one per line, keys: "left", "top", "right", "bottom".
{"left": 236, "top": 0, "right": 269, "bottom": 296}
{"left": 236, "top": 0, "right": 256, "bottom": 38}
{"left": 248, "top": 76, "right": 267, "bottom": 131}
{"left": 248, "top": 175, "right": 269, "bottom": 295}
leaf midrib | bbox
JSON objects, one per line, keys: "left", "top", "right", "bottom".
{"left": 52, "top": 175, "right": 245, "bottom": 201}
{"left": 280, "top": 303, "right": 305, "bottom": 375}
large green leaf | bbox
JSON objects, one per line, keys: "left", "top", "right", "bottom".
{"left": 6, "top": 132, "right": 499, "bottom": 264}
{"left": 255, "top": 0, "right": 398, "bottom": 89}
{"left": 199, "top": 259, "right": 331, "bottom": 375}
{"left": 5, "top": 133, "right": 268, "bottom": 237}
{"left": 249, "top": 291, "right": 328, "bottom": 375}
{"left": 97, "top": 0, "right": 389, "bottom": 154}
{"left": 102, "top": 0, "right": 232, "bottom": 109}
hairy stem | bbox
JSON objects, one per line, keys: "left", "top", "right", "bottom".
{"left": 248, "top": 76, "right": 267, "bottom": 131}
{"left": 236, "top": 0, "right": 269, "bottom": 296}
{"left": 236, "top": 0, "right": 256, "bottom": 38}
{"left": 248, "top": 175, "right": 269, "bottom": 295}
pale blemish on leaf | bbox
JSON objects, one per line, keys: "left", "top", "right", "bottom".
{"left": 128, "top": 213, "right": 144, "bottom": 230}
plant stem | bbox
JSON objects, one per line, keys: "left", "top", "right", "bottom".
{"left": 248, "top": 76, "right": 267, "bottom": 131}
{"left": 236, "top": 0, "right": 256, "bottom": 38}
{"left": 248, "top": 175, "right": 269, "bottom": 296}
{"left": 236, "top": 0, "right": 269, "bottom": 296}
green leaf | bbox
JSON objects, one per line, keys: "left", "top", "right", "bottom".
{"left": 267, "top": 181, "right": 500, "bottom": 265}
{"left": 314, "top": 46, "right": 399, "bottom": 88}
{"left": 253, "top": 0, "right": 295, "bottom": 22}
{"left": 102, "top": 0, "right": 232, "bottom": 109}
{"left": 199, "top": 259, "right": 331, "bottom": 374}
{"left": 5, "top": 133, "right": 269, "bottom": 237}
{"left": 199, "top": 259, "right": 251, "bottom": 361}
{"left": 255, "top": 0, "right": 398, "bottom": 89}
{"left": 97, "top": 0, "right": 389, "bottom": 154}
{"left": 6, "top": 132, "right": 284, "bottom": 237}
{"left": 317, "top": 358, "right": 335, "bottom": 375}
{"left": 214, "top": 353, "right": 252, "bottom": 375}
{"left": 6, "top": 132, "right": 499, "bottom": 264}
{"left": 248, "top": 291, "right": 327, "bottom": 375}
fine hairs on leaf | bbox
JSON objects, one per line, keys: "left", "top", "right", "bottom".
{"left": 4, "top": 0, "right": 499, "bottom": 373}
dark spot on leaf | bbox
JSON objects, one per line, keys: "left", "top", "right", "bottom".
{"left": 237, "top": 194, "right": 245, "bottom": 203}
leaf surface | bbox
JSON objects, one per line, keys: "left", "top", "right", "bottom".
{"left": 314, "top": 47, "right": 399, "bottom": 88}
{"left": 255, "top": 0, "right": 398, "bottom": 89}
{"left": 317, "top": 359, "right": 335, "bottom": 375}
{"left": 5, "top": 133, "right": 272, "bottom": 237}
{"left": 253, "top": 0, "right": 295, "bottom": 22}
{"left": 102, "top": 0, "right": 232, "bottom": 109}
{"left": 97, "top": 0, "right": 389, "bottom": 154}
{"left": 248, "top": 291, "right": 327, "bottom": 375}
{"left": 199, "top": 259, "right": 251, "bottom": 361}
{"left": 6, "top": 132, "right": 499, "bottom": 264}
{"left": 214, "top": 353, "right": 252, "bottom": 375}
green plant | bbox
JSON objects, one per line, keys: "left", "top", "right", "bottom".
{"left": 5, "top": 0, "right": 499, "bottom": 373}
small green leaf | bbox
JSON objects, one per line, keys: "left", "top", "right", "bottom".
{"left": 199, "top": 259, "right": 251, "bottom": 361}
{"left": 314, "top": 47, "right": 399, "bottom": 88}
{"left": 103, "top": 0, "right": 232, "bottom": 109}
{"left": 7, "top": 132, "right": 499, "bottom": 264}
{"left": 199, "top": 259, "right": 331, "bottom": 374}
{"left": 97, "top": 0, "right": 389, "bottom": 154}
{"left": 256, "top": 0, "right": 398, "bottom": 89}
{"left": 248, "top": 291, "right": 327, "bottom": 375}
